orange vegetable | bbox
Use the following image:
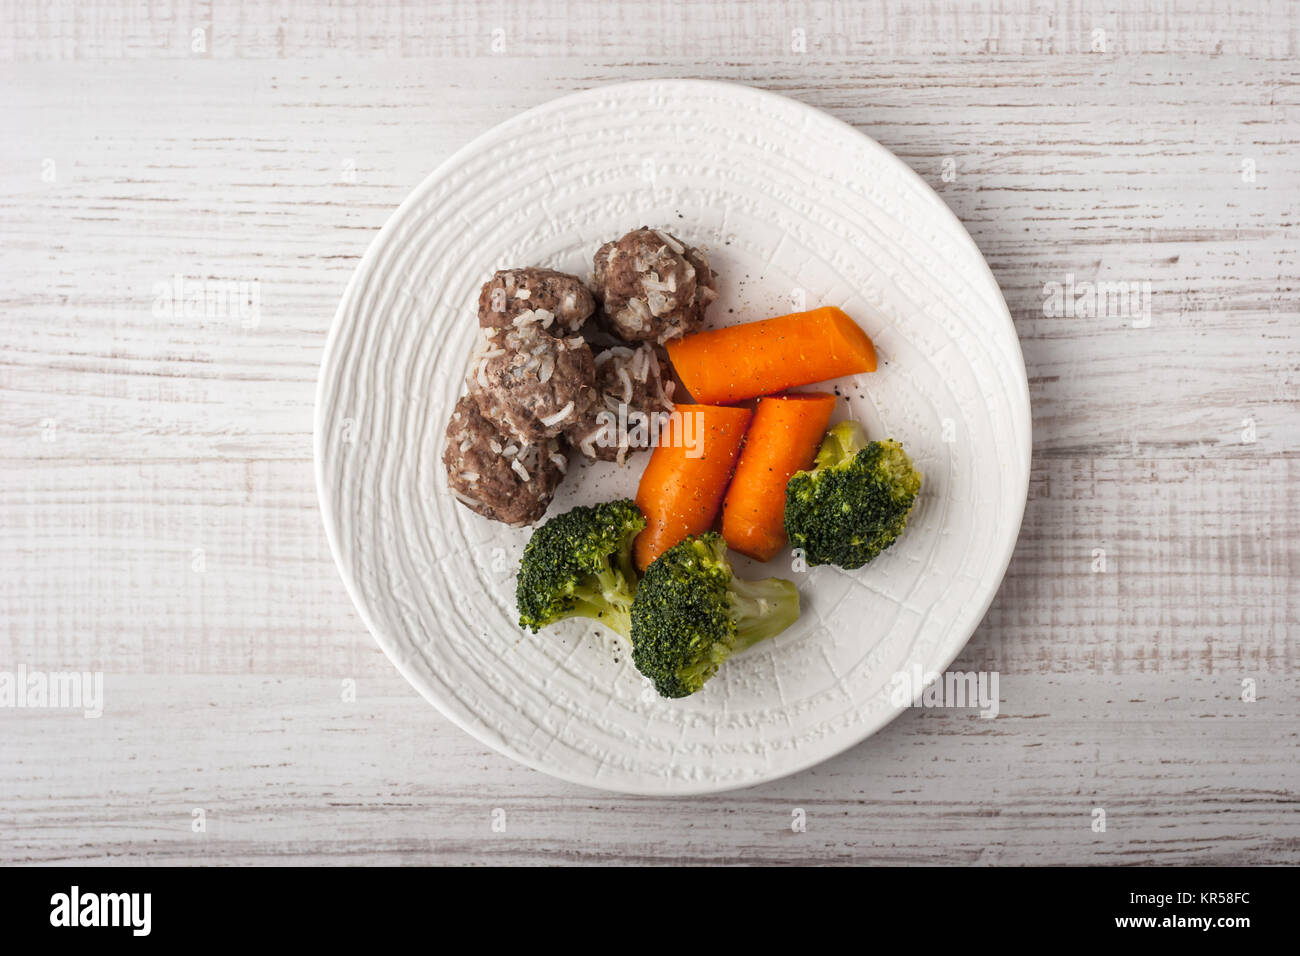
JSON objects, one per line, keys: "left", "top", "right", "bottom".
{"left": 666, "top": 306, "right": 877, "bottom": 405}
{"left": 634, "top": 404, "right": 752, "bottom": 570}
{"left": 721, "top": 392, "right": 838, "bottom": 562}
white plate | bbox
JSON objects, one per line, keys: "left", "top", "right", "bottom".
{"left": 315, "top": 80, "right": 1031, "bottom": 795}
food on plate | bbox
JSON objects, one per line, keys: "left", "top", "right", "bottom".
{"left": 629, "top": 532, "right": 801, "bottom": 698}
{"left": 516, "top": 499, "right": 645, "bottom": 638}
{"left": 443, "top": 226, "right": 932, "bottom": 703}
{"left": 442, "top": 393, "right": 567, "bottom": 526}
{"left": 784, "top": 421, "right": 921, "bottom": 569}
{"left": 565, "top": 343, "right": 675, "bottom": 464}
{"left": 448, "top": 266, "right": 598, "bottom": 524}
{"left": 445, "top": 228, "right": 721, "bottom": 527}
{"left": 592, "top": 226, "right": 718, "bottom": 343}
{"left": 477, "top": 267, "right": 595, "bottom": 334}
{"left": 466, "top": 323, "right": 597, "bottom": 444}
{"left": 720, "top": 392, "right": 838, "bottom": 562}
{"left": 665, "top": 306, "right": 877, "bottom": 405}
{"left": 633, "top": 403, "right": 752, "bottom": 570}
{"left": 514, "top": 502, "right": 807, "bottom": 700}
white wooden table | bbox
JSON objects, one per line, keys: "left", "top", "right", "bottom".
{"left": 2, "top": 0, "right": 1297, "bottom": 865}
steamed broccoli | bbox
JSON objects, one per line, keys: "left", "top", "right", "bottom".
{"left": 516, "top": 499, "right": 646, "bottom": 637}
{"left": 783, "top": 421, "right": 922, "bottom": 570}
{"left": 630, "top": 533, "right": 800, "bottom": 699}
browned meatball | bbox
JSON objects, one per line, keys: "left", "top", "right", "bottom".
{"left": 443, "top": 394, "right": 566, "bottom": 526}
{"left": 477, "top": 268, "right": 595, "bottom": 334}
{"left": 591, "top": 227, "right": 718, "bottom": 343}
{"left": 466, "top": 324, "right": 596, "bottom": 445}
{"left": 566, "top": 343, "right": 676, "bottom": 464}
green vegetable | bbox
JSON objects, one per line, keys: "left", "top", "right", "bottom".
{"left": 783, "top": 421, "right": 922, "bottom": 570}
{"left": 630, "top": 532, "right": 800, "bottom": 699}
{"left": 516, "top": 499, "right": 645, "bottom": 638}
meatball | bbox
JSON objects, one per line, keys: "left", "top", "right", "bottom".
{"left": 566, "top": 343, "right": 676, "bottom": 464}
{"left": 477, "top": 267, "right": 595, "bottom": 334}
{"left": 443, "top": 394, "right": 566, "bottom": 527}
{"left": 591, "top": 227, "right": 718, "bottom": 343}
{"left": 466, "top": 324, "right": 596, "bottom": 445}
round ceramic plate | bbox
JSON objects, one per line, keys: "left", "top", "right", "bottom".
{"left": 315, "top": 79, "right": 1030, "bottom": 795}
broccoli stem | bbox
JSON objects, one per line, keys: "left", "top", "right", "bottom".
{"left": 727, "top": 576, "right": 801, "bottom": 651}
{"left": 612, "top": 543, "right": 639, "bottom": 602}
{"left": 565, "top": 599, "right": 633, "bottom": 639}
{"left": 815, "top": 420, "right": 870, "bottom": 469}
{"left": 569, "top": 563, "right": 636, "bottom": 639}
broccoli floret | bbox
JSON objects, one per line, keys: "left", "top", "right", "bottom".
{"left": 783, "top": 421, "right": 922, "bottom": 570}
{"left": 630, "top": 533, "right": 800, "bottom": 699}
{"left": 516, "top": 499, "right": 645, "bottom": 637}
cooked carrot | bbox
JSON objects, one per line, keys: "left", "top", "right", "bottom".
{"left": 634, "top": 404, "right": 752, "bottom": 570}
{"left": 665, "top": 306, "right": 877, "bottom": 405}
{"left": 721, "top": 392, "right": 837, "bottom": 562}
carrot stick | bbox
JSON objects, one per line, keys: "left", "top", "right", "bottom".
{"left": 665, "top": 306, "right": 877, "bottom": 405}
{"left": 634, "top": 404, "right": 752, "bottom": 570}
{"left": 721, "top": 392, "right": 837, "bottom": 562}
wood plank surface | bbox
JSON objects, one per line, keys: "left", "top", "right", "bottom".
{"left": 1, "top": 0, "right": 1296, "bottom": 865}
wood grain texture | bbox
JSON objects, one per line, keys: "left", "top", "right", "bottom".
{"left": 1, "top": 674, "right": 1295, "bottom": 865}
{"left": 1, "top": 0, "right": 1297, "bottom": 864}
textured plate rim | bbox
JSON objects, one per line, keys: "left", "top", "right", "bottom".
{"left": 314, "top": 78, "right": 1032, "bottom": 796}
